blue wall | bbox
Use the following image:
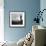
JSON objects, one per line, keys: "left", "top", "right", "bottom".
{"left": 40, "top": 0, "right": 46, "bottom": 27}
{"left": 4, "top": 0, "right": 40, "bottom": 42}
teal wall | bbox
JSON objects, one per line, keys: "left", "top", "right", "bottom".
{"left": 40, "top": 0, "right": 46, "bottom": 27}
{"left": 4, "top": 0, "right": 40, "bottom": 42}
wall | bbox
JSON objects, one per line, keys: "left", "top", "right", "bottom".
{"left": 40, "top": 0, "right": 46, "bottom": 27}
{"left": 4, "top": 0, "right": 40, "bottom": 42}
{"left": 0, "top": 0, "right": 4, "bottom": 42}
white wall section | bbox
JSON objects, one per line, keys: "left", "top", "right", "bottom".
{"left": 0, "top": 0, "right": 4, "bottom": 42}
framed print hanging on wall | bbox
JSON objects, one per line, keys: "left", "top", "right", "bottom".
{"left": 9, "top": 11, "right": 25, "bottom": 27}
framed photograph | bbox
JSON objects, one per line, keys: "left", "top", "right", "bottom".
{"left": 9, "top": 11, "right": 25, "bottom": 27}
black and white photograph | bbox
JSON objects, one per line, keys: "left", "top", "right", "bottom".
{"left": 10, "top": 11, "right": 25, "bottom": 27}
